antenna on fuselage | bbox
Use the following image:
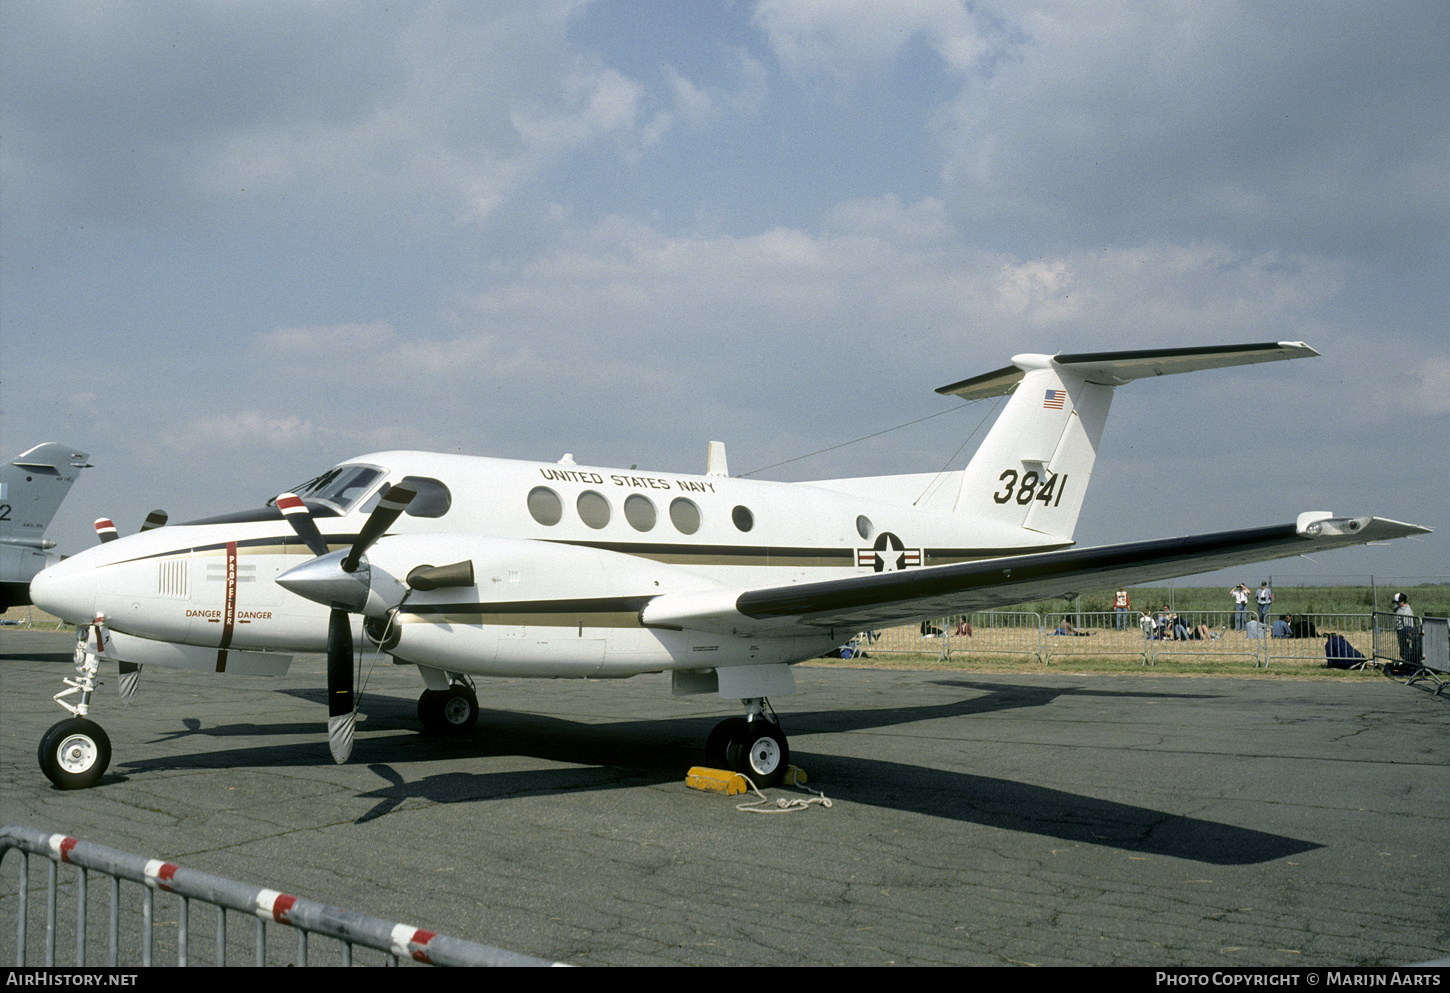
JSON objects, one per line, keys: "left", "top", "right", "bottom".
{"left": 707, "top": 441, "right": 729, "bottom": 477}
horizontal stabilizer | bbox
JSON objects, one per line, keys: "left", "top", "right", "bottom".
{"left": 936, "top": 341, "right": 1319, "bottom": 401}
{"left": 10, "top": 443, "right": 92, "bottom": 471}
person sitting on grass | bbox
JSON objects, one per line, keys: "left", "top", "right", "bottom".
{"left": 1324, "top": 633, "right": 1365, "bottom": 669}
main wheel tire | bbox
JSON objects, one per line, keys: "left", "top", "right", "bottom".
{"left": 725, "top": 720, "right": 789, "bottom": 788}
{"left": 704, "top": 717, "right": 748, "bottom": 768}
{"left": 418, "top": 686, "right": 479, "bottom": 734}
{"left": 38, "top": 718, "right": 111, "bottom": 790}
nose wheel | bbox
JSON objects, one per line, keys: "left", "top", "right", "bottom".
{"left": 38, "top": 718, "right": 112, "bottom": 790}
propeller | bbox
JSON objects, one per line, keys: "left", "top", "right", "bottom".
{"left": 274, "top": 482, "right": 418, "bottom": 764}
{"left": 95, "top": 510, "right": 169, "bottom": 543}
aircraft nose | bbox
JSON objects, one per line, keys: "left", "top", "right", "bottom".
{"left": 30, "top": 557, "right": 97, "bottom": 624}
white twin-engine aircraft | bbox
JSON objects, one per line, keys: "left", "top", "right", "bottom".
{"left": 30, "top": 343, "right": 1429, "bottom": 790}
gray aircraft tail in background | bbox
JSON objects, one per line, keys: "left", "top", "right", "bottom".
{"left": 1, "top": 443, "right": 91, "bottom": 611}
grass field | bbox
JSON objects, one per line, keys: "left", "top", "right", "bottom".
{"left": 1012, "top": 583, "right": 1450, "bottom": 618}
{"left": 804, "top": 651, "right": 1392, "bottom": 680}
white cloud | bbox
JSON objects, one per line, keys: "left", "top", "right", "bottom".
{"left": 753, "top": 0, "right": 992, "bottom": 80}
{"left": 931, "top": 3, "right": 1450, "bottom": 258}
{"left": 2, "top": 2, "right": 667, "bottom": 234}
{"left": 253, "top": 322, "right": 398, "bottom": 357}
{"left": 664, "top": 49, "right": 769, "bottom": 130}
{"left": 167, "top": 411, "right": 317, "bottom": 449}
{"left": 1367, "top": 355, "right": 1450, "bottom": 419}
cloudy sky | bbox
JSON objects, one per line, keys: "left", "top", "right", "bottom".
{"left": 3, "top": 0, "right": 1445, "bottom": 584}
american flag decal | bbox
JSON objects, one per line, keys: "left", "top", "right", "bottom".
{"left": 1043, "top": 389, "right": 1066, "bottom": 409}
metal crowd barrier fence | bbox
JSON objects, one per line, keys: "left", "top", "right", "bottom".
{"left": 1260, "top": 613, "right": 1377, "bottom": 668}
{"left": 851, "top": 613, "right": 1044, "bottom": 663}
{"left": 859, "top": 612, "right": 1382, "bottom": 668}
{"left": 1, "top": 825, "right": 564, "bottom": 967}
{"left": 0, "top": 608, "right": 68, "bottom": 630}
{"left": 953, "top": 612, "right": 1049, "bottom": 662}
{"left": 1372, "top": 612, "right": 1450, "bottom": 694}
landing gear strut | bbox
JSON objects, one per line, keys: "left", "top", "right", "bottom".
{"left": 706, "top": 698, "right": 790, "bottom": 787}
{"left": 38, "top": 617, "right": 113, "bottom": 790}
{"left": 418, "top": 681, "right": 479, "bottom": 734}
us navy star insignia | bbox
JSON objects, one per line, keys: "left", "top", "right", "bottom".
{"left": 858, "top": 532, "right": 921, "bottom": 573}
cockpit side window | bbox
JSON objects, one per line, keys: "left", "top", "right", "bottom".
{"left": 274, "top": 465, "right": 384, "bottom": 514}
{"left": 400, "top": 477, "right": 450, "bottom": 518}
{"left": 357, "top": 475, "right": 452, "bottom": 518}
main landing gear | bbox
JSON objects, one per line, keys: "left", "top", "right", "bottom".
{"left": 705, "top": 698, "right": 790, "bottom": 788}
{"left": 417, "top": 679, "right": 480, "bottom": 735}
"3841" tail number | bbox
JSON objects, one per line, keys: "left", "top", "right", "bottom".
{"left": 993, "top": 470, "right": 1067, "bottom": 507}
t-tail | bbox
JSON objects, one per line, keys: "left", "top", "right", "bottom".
{"left": 0, "top": 444, "right": 92, "bottom": 543}
{"left": 938, "top": 342, "right": 1320, "bottom": 541}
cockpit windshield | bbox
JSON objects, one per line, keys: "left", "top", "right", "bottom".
{"left": 273, "top": 465, "right": 384, "bottom": 514}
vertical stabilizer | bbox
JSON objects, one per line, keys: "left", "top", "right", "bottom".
{"left": 1, "top": 444, "right": 91, "bottom": 542}
{"left": 949, "top": 357, "right": 1112, "bottom": 539}
{"left": 1, "top": 444, "right": 92, "bottom": 610}
{"left": 936, "top": 342, "right": 1320, "bottom": 541}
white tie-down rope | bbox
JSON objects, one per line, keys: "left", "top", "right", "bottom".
{"left": 733, "top": 776, "right": 833, "bottom": 814}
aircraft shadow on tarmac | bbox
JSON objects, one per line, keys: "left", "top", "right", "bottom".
{"left": 112, "top": 679, "right": 1317, "bottom": 867}
{"left": 788, "top": 677, "right": 1228, "bottom": 735}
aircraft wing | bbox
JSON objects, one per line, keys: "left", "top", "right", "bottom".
{"left": 640, "top": 515, "right": 1430, "bottom": 636}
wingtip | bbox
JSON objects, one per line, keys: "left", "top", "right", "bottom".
{"left": 1296, "top": 514, "right": 1433, "bottom": 541}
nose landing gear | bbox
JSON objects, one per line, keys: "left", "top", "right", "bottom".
{"left": 38, "top": 616, "right": 113, "bottom": 790}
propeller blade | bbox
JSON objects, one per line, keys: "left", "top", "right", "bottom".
{"left": 280, "top": 480, "right": 416, "bottom": 765}
{"left": 94, "top": 519, "right": 118, "bottom": 544}
{"left": 140, "top": 509, "right": 168, "bottom": 532}
{"left": 276, "top": 492, "right": 330, "bottom": 557}
{"left": 327, "top": 608, "right": 355, "bottom": 764}
{"left": 341, "top": 481, "right": 417, "bottom": 573}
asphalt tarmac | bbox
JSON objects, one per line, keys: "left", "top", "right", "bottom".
{"left": 1, "top": 630, "right": 1446, "bottom": 967}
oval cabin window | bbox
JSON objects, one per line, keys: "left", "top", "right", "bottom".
{"left": 624, "top": 494, "right": 657, "bottom": 532}
{"left": 669, "top": 497, "right": 701, "bottom": 535}
{"left": 527, "top": 487, "right": 563, "bottom": 526}
{"left": 577, "top": 490, "right": 611, "bottom": 529}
